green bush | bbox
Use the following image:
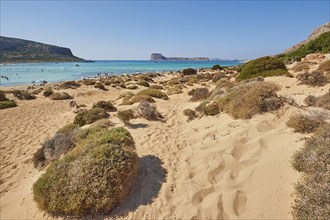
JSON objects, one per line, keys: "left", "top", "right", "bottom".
{"left": 286, "top": 32, "right": 330, "bottom": 62}
{"left": 291, "top": 124, "right": 330, "bottom": 220}
{"left": 33, "top": 126, "right": 139, "bottom": 216}
{"left": 92, "top": 101, "right": 117, "bottom": 112}
{"left": 0, "top": 100, "right": 17, "bottom": 109}
{"left": 73, "top": 108, "right": 109, "bottom": 126}
{"left": 117, "top": 109, "right": 135, "bottom": 126}
{"left": 211, "top": 64, "right": 223, "bottom": 70}
{"left": 182, "top": 68, "right": 197, "bottom": 75}
{"left": 237, "top": 56, "right": 290, "bottom": 80}
{"left": 137, "top": 89, "right": 168, "bottom": 100}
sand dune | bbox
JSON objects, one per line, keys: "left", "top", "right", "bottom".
{"left": 0, "top": 66, "right": 329, "bottom": 219}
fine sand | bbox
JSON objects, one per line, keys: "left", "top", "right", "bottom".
{"left": 1, "top": 58, "right": 329, "bottom": 219}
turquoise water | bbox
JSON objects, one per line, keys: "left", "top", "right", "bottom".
{"left": 0, "top": 60, "right": 242, "bottom": 86}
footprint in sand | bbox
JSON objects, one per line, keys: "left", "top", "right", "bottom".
{"left": 233, "top": 190, "right": 247, "bottom": 217}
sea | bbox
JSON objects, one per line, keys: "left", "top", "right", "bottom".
{"left": 0, "top": 60, "right": 242, "bottom": 86}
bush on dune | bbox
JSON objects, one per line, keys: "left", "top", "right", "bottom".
{"left": 60, "top": 81, "right": 81, "bottom": 89}
{"left": 12, "top": 90, "right": 36, "bottom": 100}
{"left": 136, "top": 80, "right": 150, "bottom": 87}
{"left": 317, "top": 60, "right": 330, "bottom": 73}
{"left": 286, "top": 114, "right": 325, "bottom": 133}
{"left": 43, "top": 88, "right": 54, "bottom": 97}
{"left": 291, "top": 124, "right": 330, "bottom": 220}
{"left": 211, "top": 64, "right": 223, "bottom": 70}
{"left": 92, "top": 101, "right": 117, "bottom": 112}
{"left": 304, "top": 91, "right": 330, "bottom": 110}
{"left": 73, "top": 108, "right": 109, "bottom": 126}
{"left": 137, "top": 89, "right": 168, "bottom": 100}
{"left": 0, "top": 100, "right": 17, "bottom": 109}
{"left": 117, "top": 109, "right": 135, "bottom": 126}
{"left": 217, "top": 81, "right": 282, "bottom": 119}
{"left": 94, "top": 82, "right": 108, "bottom": 91}
{"left": 188, "top": 88, "right": 210, "bottom": 102}
{"left": 33, "top": 126, "right": 139, "bottom": 216}
{"left": 182, "top": 68, "right": 197, "bottom": 76}
{"left": 135, "top": 101, "right": 164, "bottom": 121}
{"left": 237, "top": 56, "right": 291, "bottom": 80}
{"left": 49, "top": 92, "right": 73, "bottom": 100}
{"left": 0, "top": 90, "right": 8, "bottom": 101}
{"left": 183, "top": 109, "right": 196, "bottom": 121}
{"left": 296, "top": 71, "right": 328, "bottom": 87}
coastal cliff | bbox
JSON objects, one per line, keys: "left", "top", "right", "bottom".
{"left": 151, "top": 53, "right": 209, "bottom": 61}
{"left": 0, "top": 36, "right": 84, "bottom": 63}
{"left": 285, "top": 22, "right": 330, "bottom": 54}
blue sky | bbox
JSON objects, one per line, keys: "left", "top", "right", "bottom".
{"left": 1, "top": 0, "right": 329, "bottom": 60}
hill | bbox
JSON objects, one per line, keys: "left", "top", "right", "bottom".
{"left": 0, "top": 36, "right": 84, "bottom": 63}
{"left": 151, "top": 53, "right": 209, "bottom": 61}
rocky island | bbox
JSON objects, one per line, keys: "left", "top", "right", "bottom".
{"left": 0, "top": 36, "right": 84, "bottom": 63}
{"left": 151, "top": 53, "right": 209, "bottom": 61}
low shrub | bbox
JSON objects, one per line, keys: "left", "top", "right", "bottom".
{"left": 183, "top": 109, "right": 196, "bottom": 121}
{"left": 149, "top": 85, "right": 163, "bottom": 90}
{"left": 117, "top": 109, "right": 135, "bottom": 126}
{"left": 92, "top": 101, "right": 117, "bottom": 112}
{"left": 166, "top": 85, "right": 183, "bottom": 95}
{"left": 0, "top": 100, "right": 17, "bottom": 109}
{"left": 117, "top": 91, "right": 134, "bottom": 100}
{"left": 286, "top": 114, "right": 325, "bottom": 133}
{"left": 0, "top": 90, "right": 9, "bottom": 101}
{"left": 317, "top": 60, "right": 330, "bottom": 73}
{"left": 73, "top": 108, "right": 109, "bottom": 126}
{"left": 291, "top": 62, "right": 310, "bottom": 72}
{"left": 215, "top": 78, "right": 234, "bottom": 89}
{"left": 296, "top": 71, "right": 328, "bottom": 86}
{"left": 304, "top": 91, "right": 330, "bottom": 110}
{"left": 211, "top": 64, "right": 223, "bottom": 70}
{"left": 81, "top": 79, "right": 96, "bottom": 85}
{"left": 136, "top": 80, "right": 150, "bottom": 87}
{"left": 188, "top": 88, "right": 210, "bottom": 102}
{"left": 127, "top": 85, "right": 138, "bottom": 90}
{"left": 135, "top": 101, "right": 164, "bottom": 121}
{"left": 303, "top": 95, "right": 316, "bottom": 106}
{"left": 12, "top": 90, "right": 36, "bottom": 100}
{"left": 137, "top": 89, "right": 168, "bottom": 100}
{"left": 212, "top": 72, "right": 226, "bottom": 82}
{"left": 182, "top": 68, "right": 197, "bottom": 75}
{"left": 130, "top": 95, "right": 155, "bottom": 104}
{"left": 49, "top": 92, "right": 73, "bottom": 100}
{"left": 291, "top": 124, "right": 330, "bottom": 220}
{"left": 60, "top": 81, "right": 80, "bottom": 89}
{"left": 217, "top": 81, "right": 282, "bottom": 119}
{"left": 43, "top": 88, "right": 53, "bottom": 97}
{"left": 33, "top": 126, "right": 138, "bottom": 216}
{"left": 203, "top": 103, "right": 220, "bottom": 116}
{"left": 167, "top": 78, "right": 181, "bottom": 85}
{"left": 237, "top": 56, "right": 290, "bottom": 80}
{"left": 94, "top": 82, "right": 108, "bottom": 91}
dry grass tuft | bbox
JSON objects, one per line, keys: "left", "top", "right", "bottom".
{"left": 317, "top": 60, "right": 330, "bottom": 73}
{"left": 49, "top": 92, "right": 73, "bottom": 100}
{"left": 286, "top": 114, "right": 325, "bottom": 133}
{"left": 60, "top": 81, "right": 81, "bottom": 89}
{"left": 137, "top": 89, "right": 168, "bottom": 100}
{"left": 135, "top": 101, "right": 164, "bottom": 121}
{"left": 117, "top": 109, "right": 135, "bottom": 126}
{"left": 296, "top": 71, "right": 328, "bottom": 87}
{"left": 183, "top": 109, "right": 196, "bottom": 121}
{"left": 94, "top": 82, "right": 108, "bottom": 91}
{"left": 188, "top": 88, "right": 210, "bottom": 102}
{"left": 291, "top": 62, "right": 310, "bottom": 72}
{"left": 304, "top": 91, "right": 330, "bottom": 110}
{"left": 291, "top": 124, "right": 330, "bottom": 220}
{"left": 12, "top": 90, "right": 36, "bottom": 100}
{"left": 217, "top": 81, "right": 282, "bottom": 119}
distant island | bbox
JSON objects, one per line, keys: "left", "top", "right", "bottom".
{"left": 151, "top": 53, "right": 209, "bottom": 61}
{"left": 0, "top": 36, "right": 85, "bottom": 63}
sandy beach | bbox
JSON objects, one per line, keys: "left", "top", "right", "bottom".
{"left": 0, "top": 54, "right": 329, "bottom": 219}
